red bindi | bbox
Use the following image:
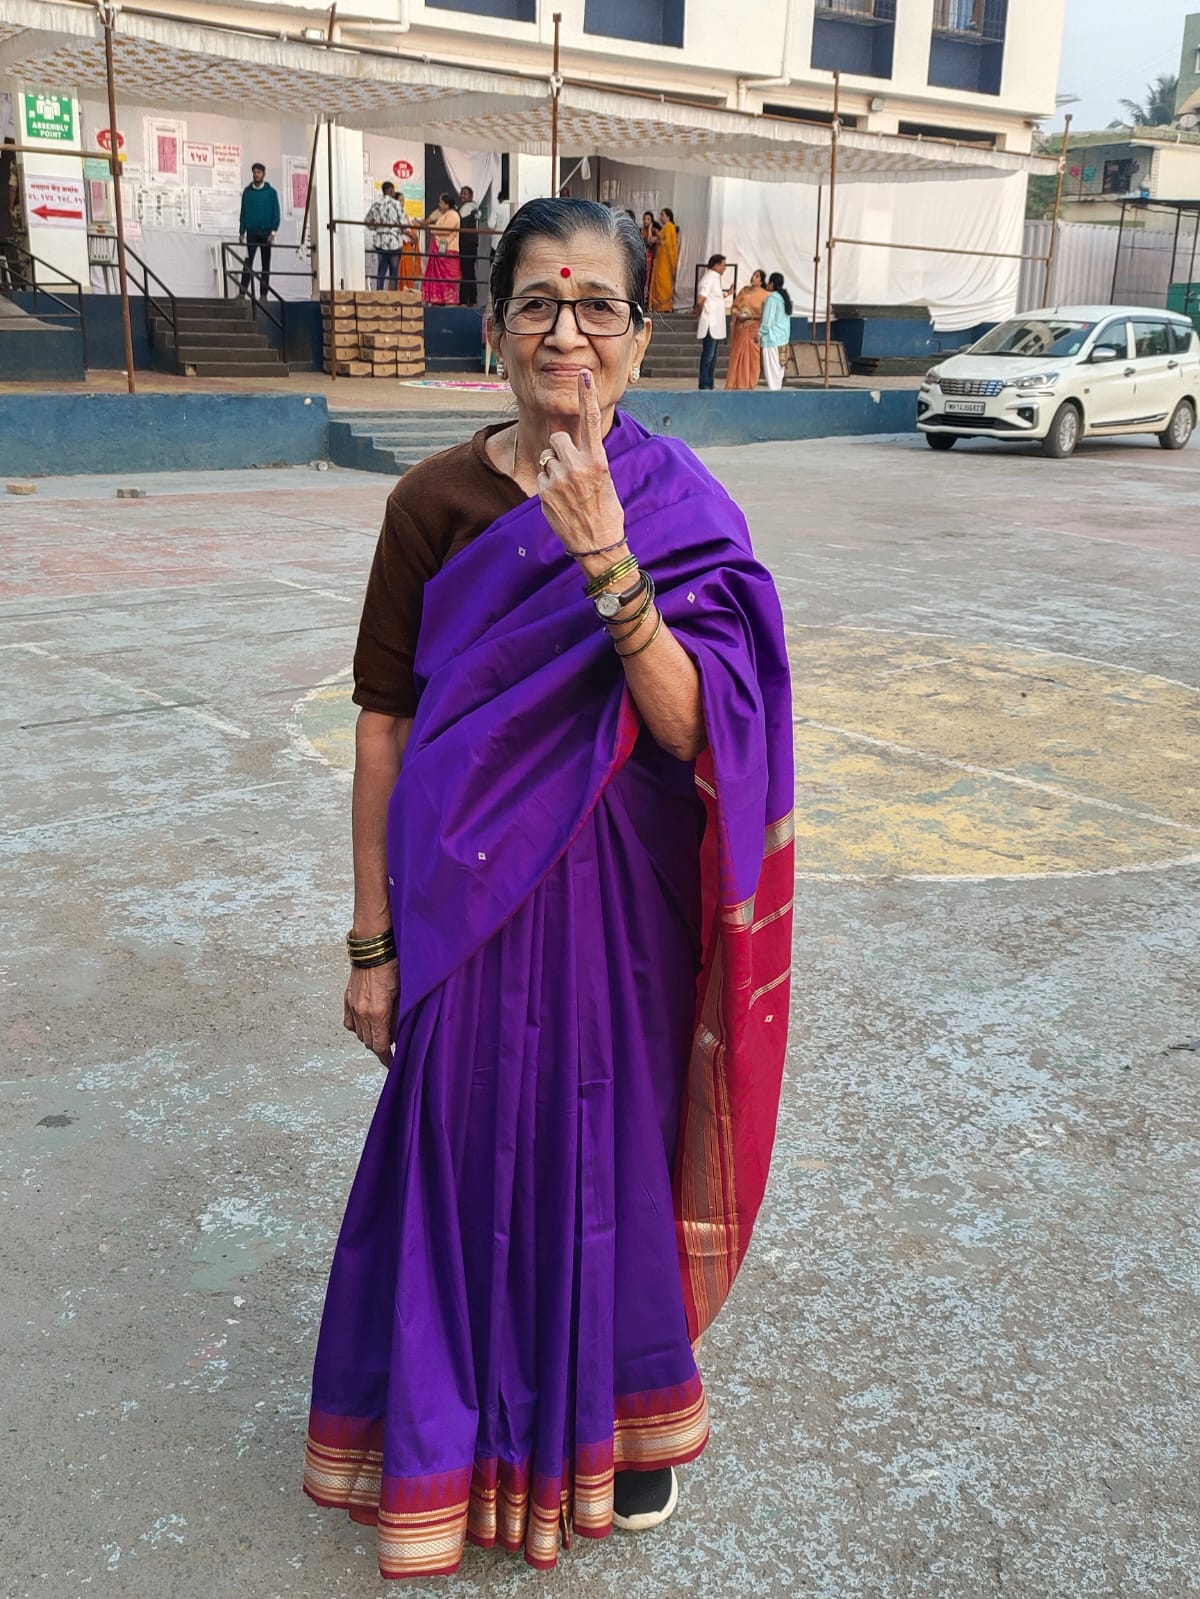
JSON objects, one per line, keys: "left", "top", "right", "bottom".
{"left": 560, "top": 267, "right": 571, "bottom": 278}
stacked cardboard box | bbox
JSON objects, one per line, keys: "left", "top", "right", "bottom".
{"left": 321, "top": 290, "right": 425, "bottom": 378}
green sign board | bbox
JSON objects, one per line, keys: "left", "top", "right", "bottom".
{"left": 21, "top": 93, "right": 76, "bottom": 143}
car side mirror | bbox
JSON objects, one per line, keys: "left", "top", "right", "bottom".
{"left": 1091, "top": 345, "right": 1120, "bottom": 363}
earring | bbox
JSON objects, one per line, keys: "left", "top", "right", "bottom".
{"left": 631, "top": 365, "right": 641, "bottom": 383}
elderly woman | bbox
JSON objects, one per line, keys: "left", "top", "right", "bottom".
{"left": 304, "top": 199, "right": 794, "bottom": 1581}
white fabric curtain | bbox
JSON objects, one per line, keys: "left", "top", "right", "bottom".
{"left": 439, "top": 147, "right": 501, "bottom": 218}
{"left": 715, "top": 170, "right": 1029, "bottom": 331}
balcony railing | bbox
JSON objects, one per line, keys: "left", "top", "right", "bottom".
{"left": 816, "top": 0, "right": 897, "bottom": 21}
{"left": 932, "top": 0, "right": 1006, "bottom": 41}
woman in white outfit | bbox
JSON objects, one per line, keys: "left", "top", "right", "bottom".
{"left": 694, "top": 253, "right": 730, "bottom": 390}
{"left": 758, "top": 273, "right": 792, "bottom": 392}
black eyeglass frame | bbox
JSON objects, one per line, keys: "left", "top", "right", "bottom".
{"left": 494, "top": 295, "right": 646, "bottom": 337}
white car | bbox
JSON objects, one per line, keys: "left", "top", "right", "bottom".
{"left": 917, "top": 305, "right": 1200, "bottom": 458}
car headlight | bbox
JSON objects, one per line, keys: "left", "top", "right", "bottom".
{"left": 924, "top": 366, "right": 943, "bottom": 384}
{"left": 1010, "top": 371, "right": 1061, "bottom": 389}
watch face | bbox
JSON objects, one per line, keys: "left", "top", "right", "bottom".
{"left": 596, "top": 591, "right": 622, "bottom": 618}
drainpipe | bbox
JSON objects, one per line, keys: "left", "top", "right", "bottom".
{"left": 735, "top": 0, "right": 796, "bottom": 110}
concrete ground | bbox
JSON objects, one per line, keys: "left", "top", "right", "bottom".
{"left": 3, "top": 430, "right": 1199, "bottom": 1599}
{"left": 0, "top": 367, "right": 922, "bottom": 407}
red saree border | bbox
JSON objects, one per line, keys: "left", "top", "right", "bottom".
{"left": 303, "top": 1373, "right": 709, "bottom": 1579}
{"left": 675, "top": 749, "right": 795, "bottom": 1341}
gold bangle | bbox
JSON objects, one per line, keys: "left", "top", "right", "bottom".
{"left": 613, "top": 609, "right": 664, "bottom": 658}
{"left": 347, "top": 929, "right": 395, "bottom": 956}
{"left": 584, "top": 552, "right": 640, "bottom": 598}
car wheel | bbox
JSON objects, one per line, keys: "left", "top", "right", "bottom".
{"left": 926, "top": 432, "right": 957, "bottom": 451}
{"left": 1159, "top": 399, "right": 1196, "bottom": 451}
{"left": 1041, "top": 402, "right": 1081, "bottom": 459}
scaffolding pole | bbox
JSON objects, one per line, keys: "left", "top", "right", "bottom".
{"left": 822, "top": 71, "right": 840, "bottom": 390}
{"left": 97, "top": 1, "right": 136, "bottom": 393}
{"left": 1041, "top": 113, "right": 1071, "bottom": 305}
{"left": 550, "top": 12, "right": 562, "bottom": 197}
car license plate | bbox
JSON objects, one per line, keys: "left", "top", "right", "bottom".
{"left": 945, "top": 400, "right": 986, "bottom": 416}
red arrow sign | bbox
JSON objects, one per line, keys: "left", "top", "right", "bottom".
{"left": 32, "top": 204, "right": 84, "bottom": 220}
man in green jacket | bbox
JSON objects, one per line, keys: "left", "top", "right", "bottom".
{"left": 238, "top": 162, "right": 280, "bottom": 299}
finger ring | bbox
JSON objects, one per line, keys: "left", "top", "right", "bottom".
{"left": 538, "top": 450, "right": 555, "bottom": 471}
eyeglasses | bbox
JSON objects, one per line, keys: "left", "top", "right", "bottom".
{"left": 496, "top": 296, "right": 642, "bottom": 337}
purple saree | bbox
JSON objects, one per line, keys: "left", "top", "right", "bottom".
{"left": 304, "top": 413, "right": 795, "bottom": 1579}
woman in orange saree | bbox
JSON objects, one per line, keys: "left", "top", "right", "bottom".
{"left": 725, "top": 270, "right": 769, "bottom": 390}
{"left": 648, "top": 209, "right": 678, "bottom": 313}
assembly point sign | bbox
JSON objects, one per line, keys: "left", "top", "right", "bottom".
{"left": 21, "top": 92, "right": 76, "bottom": 142}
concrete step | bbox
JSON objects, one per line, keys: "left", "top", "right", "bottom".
{"left": 153, "top": 316, "right": 256, "bottom": 336}
{"left": 160, "top": 331, "right": 275, "bottom": 350}
{"left": 180, "top": 358, "right": 290, "bottom": 377}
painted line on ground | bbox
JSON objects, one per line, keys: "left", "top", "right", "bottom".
{"left": 8, "top": 643, "right": 248, "bottom": 739}
{"left": 795, "top": 716, "right": 1200, "bottom": 838}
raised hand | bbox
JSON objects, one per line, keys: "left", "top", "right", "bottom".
{"left": 535, "top": 370, "right": 627, "bottom": 554}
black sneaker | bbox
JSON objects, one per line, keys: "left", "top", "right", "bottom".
{"left": 612, "top": 1467, "right": 678, "bottom": 1532}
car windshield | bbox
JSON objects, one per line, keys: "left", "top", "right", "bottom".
{"left": 969, "top": 319, "right": 1095, "bottom": 359}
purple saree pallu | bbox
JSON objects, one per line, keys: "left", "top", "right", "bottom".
{"left": 304, "top": 413, "right": 795, "bottom": 1578}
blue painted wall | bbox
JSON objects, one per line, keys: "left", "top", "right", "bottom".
{"left": 0, "top": 393, "right": 329, "bottom": 476}
{"left": 0, "top": 326, "right": 85, "bottom": 382}
{"left": 577, "top": 388, "right": 914, "bottom": 449}
{"left": 423, "top": 305, "right": 485, "bottom": 371}
{"left": 811, "top": 14, "right": 895, "bottom": 78}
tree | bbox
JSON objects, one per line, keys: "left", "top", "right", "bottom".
{"left": 1111, "top": 73, "right": 1179, "bottom": 128}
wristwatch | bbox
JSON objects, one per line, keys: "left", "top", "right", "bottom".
{"left": 593, "top": 571, "right": 648, "bottom": 620}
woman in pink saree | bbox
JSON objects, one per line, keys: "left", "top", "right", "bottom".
{"left": 421, "top": 191, "right": 461, "bottom": 305}
{"left": 305, "top": 199, "right": 794, "bottom": 1581}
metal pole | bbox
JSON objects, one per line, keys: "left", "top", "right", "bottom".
{"left": 812, "top": 184, "right": 822, "bottom": 332}
{"left": 823, "top": 71, "right": 840, "bottom": 390}
{"left": 99, "top": 3, "right": 136, "bottom": 393}
{"left": 1111, "top": 201, "right": 1126, "bottom": 303}
{"left": 550, "top": 12, "right": 562, "bottom": 198}
{"left": 1041, "top": 112, "right": 1070, "bottom": 306}
{"left": 326, "top": 116, "right": 337, "bottom": 380}
{"left": 1169, "top": 202, "right": 1183, "bottom": 303}
{"left": 1187, "top": 206, "right": 1200, "bottom": 318}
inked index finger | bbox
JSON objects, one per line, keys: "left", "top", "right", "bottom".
{"left": 577, "top": 369, "right": 604, "bottom": 455}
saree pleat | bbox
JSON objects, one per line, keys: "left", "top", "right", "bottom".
{"left": 305, "top": 742, "right": 709, "bottom": 1578}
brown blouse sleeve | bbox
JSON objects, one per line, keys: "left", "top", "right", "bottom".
{"left": 351, "top": 488, "right": 441, "bottom": 718}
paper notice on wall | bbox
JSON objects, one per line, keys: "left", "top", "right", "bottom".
{"left": 146, "top": 117, "right": 185, "bottom": 184}
{"left": 138, "top": 184, "right": 189, "bottom": 229}
{"left": 0, "top": 91, "right": 15, "bottom": 143}
{"left": 191, "top": 186, "right": 241, "bottom": 235}
{"left": 212, "top": 165, "right": 241, "bottom": 192}
{"left": 122, "top": 162, "right": 145, "bottom": 185}
{"left": 184, "top": 142, "right": 214, "bottom": 168}
{"left": 213, "top": 142, "right": 241, "bottom": 168}
{"left": 286, "top": 156, "right": 309, "bottom": 218}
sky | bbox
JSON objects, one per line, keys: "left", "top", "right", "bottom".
{"left": 1052, "top": 0, "right": 1191, "bottom": 130}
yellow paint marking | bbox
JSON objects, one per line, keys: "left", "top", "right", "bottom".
{"left": 791, "top": 629, "right": 1200, "bottom": 879}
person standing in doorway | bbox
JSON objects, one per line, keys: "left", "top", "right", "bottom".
{"left": 366, "top": 181, "right": 405, "bottom": 292}
{"left": 758, "top": 273, "right": 792, "bottom": 391}
{"left": 458, "top": 185, "right": 479, "bottom": 307}
{"left": 238, "top": 162, "right": 280, "bottom": 299}
{"left": 694, "top": 252, "right": 729, "bottom": 390}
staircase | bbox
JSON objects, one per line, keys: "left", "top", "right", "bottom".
{"left": 328, "top": 410, "right": 499, "bottom": 475}
{"left": 641, "top": 311, "right": 728, "bottom": 384}
{"left": 150, "top": 297, "right": 289, "bottom": 378}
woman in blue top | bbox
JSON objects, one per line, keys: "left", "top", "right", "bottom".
{"left": 757, "top": 273, "right": 792, "bottom": 392}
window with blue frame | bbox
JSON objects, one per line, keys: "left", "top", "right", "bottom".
{"left": 427, "top": 0, "right": 535, "bottom": 19}
{"left": 583, "top": 0, "right": 684, "bottom": 49}
{"left": 811, "top": 0, "right": 897, "bottom": 81}
{"left": 928, "top": 0, "right": 1007, "bottom": 96}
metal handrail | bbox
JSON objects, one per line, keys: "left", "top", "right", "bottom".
{"left": 219, "top": 242, "right": 292, "bottom": 365}
{"left": 120, "top": 243, "right": 179, "bottom": 352}
{"left": 5, "top": 246, "right": 89, "bottom": 368}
